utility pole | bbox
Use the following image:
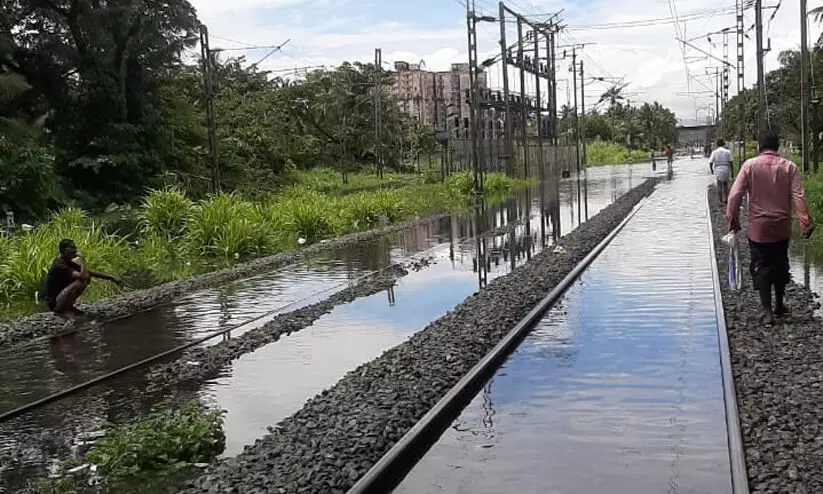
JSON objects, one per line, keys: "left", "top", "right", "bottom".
{"left": 579, "top": 59, "right": 586, "bottom": 168}
{"left": 517, "top": 17, "right": 528, "bottom": 179}
{"left": 336, "top": 72, "right": 348, "bottom": 184}
{"left": 722, "top": 30, "right": 730, "bottom": 138}
{"left": 499, "top": 3, "right": 514, "bottom": 175}
{"left": 736, "top": 0, "right": 746, "bottom": 167}
{"left": 533, "top": 28, "right": 545, "bottom": 181}
{"left": 800, "top": 0, "right": 811, "bottom": 172}
{"left": 466, "top": 0, "right": 483, "bottom": 192}
{"left": 549, "top": 29, "right": 557, "bottom": 146}
{"left": 199, "top": 24, "right": 220, "bottom": 193}
{"left": 755, "top": 0, "right": 766, "bottom": 135}
{"left": 374, "top": 48, "right": 383, "bottom": 178}
{"left": 571, "top": 48, "right": 580, "bottom": 174}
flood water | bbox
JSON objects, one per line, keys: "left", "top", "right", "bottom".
{"left": 396, "top": 159, "right": 734, "bottom": 494}
{"left": 0, "top": 163, "right": 660, "bottom": 489}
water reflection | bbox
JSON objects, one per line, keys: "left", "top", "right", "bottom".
{"left": 0, "top": 162, "right": 660, "bottom": 490}
{"left": 396, "top": 161, "right": 733, "bottom": 494}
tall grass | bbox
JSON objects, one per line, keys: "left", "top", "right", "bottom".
{"left": 586, "top": 141, "right": 649, "bottom": 166}
{"left": 0, "top": 172, "right": 530, "bottom": 319}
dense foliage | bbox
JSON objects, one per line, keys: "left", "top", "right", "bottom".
{"left": 555, "top": 87, "right": 678, "bottom": 153}
{"left": 0, "top": 170, "right": 523, "bottom": 319}
{"left": 0, "top": 0, "right": 437, "bottom": 221}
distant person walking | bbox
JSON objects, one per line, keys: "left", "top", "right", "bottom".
{"left": 727, "top": 130, "right": 815, "bottom": 326}
{"left": 664, "top": 145, "right": 674, "bottom": 166}
{"left": 43, "top": 239, "right": 122, "bottom": 319}
{"left": 709, "top": 138, "right": 733, "bottom": 206}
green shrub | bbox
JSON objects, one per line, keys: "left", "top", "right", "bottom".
{"left": 277, "top": 188, "right": 334, "bottom": 243}
{"left": 141, "top": 187, "right": 194, "bottom": 240}
{"left": 28, "top": 401, "right": 225, "bottom": 493}
{"left": 586, "top": 141, "right": 648, "bottom": 166}
{"left": 99, "top": 204, "right": 142, "bottom": 238}
{"left": 187, "top": 192, "right": 271, "bottom": 258}
{"left": 86, "top": 401, "right": 225, "bottom": 480}
{"left": 444, "top": 171, "right": 475, "bottom": 196}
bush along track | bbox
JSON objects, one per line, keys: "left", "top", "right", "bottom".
{"left": 144, "top": 261, "right": 417, "bottom": 392}
{"left": 0, "top": 213, "right": 450, "bottom": 351}
{"left": 708, "top": 187, "right": 823, "bottom": 494}
{"left": 179, "top": 178, "right": 658, "bottom": 494}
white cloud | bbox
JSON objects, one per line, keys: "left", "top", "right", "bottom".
{"left": 191, "top": 0, "right": 823, "bottom": 125}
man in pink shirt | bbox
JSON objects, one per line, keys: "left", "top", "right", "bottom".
{"left": 727, "top": 130, "right": 815, "bottom": 326}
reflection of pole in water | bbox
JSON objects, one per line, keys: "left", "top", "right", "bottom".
{"left": 524, "top": 186, "right": 532, "bottom": 238}
{"left": 481, "top": 378, "right": 496, "bottom": 431}
{"left": 576, "top": 176, "right": 582, "bottom": 227}
{"left": 509, "top": 229, "right": 516, "bottom": 271}
{"left": 804, "top": 243, "right": 811, "bottom": 288}
{"left": 218, "top": 289, "right": 231, "bottom": 329}
{"left": 387, "top": 285, "right": 396, "bottom": 306}
{"left": 583, "top": 169, "right": 589, "bottom": 221}
{"left": 539, "top": 178, "right": 546, "bottom": 246}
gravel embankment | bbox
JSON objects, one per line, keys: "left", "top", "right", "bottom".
{"left": 708, "top": 188, "right": 823, "bottom": 494}
{"left": 0, "top": 213, "right": 450, "bottom": 350}
{"left": 180, "top": 178, "right": 658, "bottom": 494}
{"left": 145, "top": 262, "right": 418, "bottom": 392}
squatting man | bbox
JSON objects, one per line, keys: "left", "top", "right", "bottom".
{"left": 43, "top": 238, "right": 123, "bottom": 319}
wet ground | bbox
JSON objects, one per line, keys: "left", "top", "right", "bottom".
{"left": 395, "top": 159, "right": 734, "bottom": 494}
{"left": 0, "top": 163, "right": 657, "bottom": 489}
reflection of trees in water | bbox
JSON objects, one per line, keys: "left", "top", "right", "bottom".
{"left": 328, "top": 236, "right": 393, "bottom": 272}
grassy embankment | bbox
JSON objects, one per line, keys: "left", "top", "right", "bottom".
{"left": 0, "top": 169, "right": 526, "bottom": 320}
{"left": 586, "top": 141, "right": 650, "bottom": 167}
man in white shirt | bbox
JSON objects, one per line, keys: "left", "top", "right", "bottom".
{"left": 709, "top": 138, "right": 733, "bottom": 206}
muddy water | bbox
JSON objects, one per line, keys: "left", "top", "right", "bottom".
{"left": 0, "top": 163, "right": 660, "bottom": 489}
{"left": 395, "top": 159, "right": 733, "bottom": 494}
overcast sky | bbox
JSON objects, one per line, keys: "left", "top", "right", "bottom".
{"left": 190, "top": 0, "right": 823, "bottom": 126}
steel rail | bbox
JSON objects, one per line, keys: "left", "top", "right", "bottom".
{"left": 346, "top": 195, "right": 650, "bottom": 494}
{"left": 0, "top": 194, "right": 552, "bottom": 424}
{"left": 0, "top": 247, "right": 432, "bottom": 424}
{"left": 705, "top": 194, "right": 750, "bottom": 494}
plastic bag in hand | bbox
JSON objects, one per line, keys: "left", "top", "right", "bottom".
{"left": 721, "top": 232, "right": 742, "bottom": 290}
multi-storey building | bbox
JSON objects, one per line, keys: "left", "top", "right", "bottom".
{"left": 390, "top": 61, "right": 487, "bottom": 133}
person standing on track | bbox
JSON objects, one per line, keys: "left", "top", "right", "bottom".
{"left": 709, "top": 138, "right": 733, "bottom": 206}
{"left": 664, "top": 145, "right": 674, "bottom": 166}
{"left": 43, "top": 238, "right": 122, "bottom": 319}
{"left": 727, "top": 130, "right": 815, "bottom": 327}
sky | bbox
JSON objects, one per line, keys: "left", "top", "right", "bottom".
{"left": 190, "top": 0, "right": 823, "bottom": 126}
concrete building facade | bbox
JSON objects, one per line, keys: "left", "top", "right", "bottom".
{"left": 390, "top": 61, "right": 487, "bottom": 133}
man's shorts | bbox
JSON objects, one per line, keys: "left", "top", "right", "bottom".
{"left": 715, "top": 165, "right": 731, "bottom": 183}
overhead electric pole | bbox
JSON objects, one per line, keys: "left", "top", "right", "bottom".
{"left": 517, "top": 17, "right": 528, "bottom": 178}
{"left": 800, "top": 0, "right": 811, "bottom": 172}
{"left": 199, "top": 24, "right": 220, "bottom": 193}
{"left": 571, "top": 48, "right": 579, "bottom": 174}
{"left": 579, "top": 60, "right": 586, "bottom": 168}
{"left": 466, "top": 0, "right": 482, "bottom": 192}
{"left": 736, "top": 0, "right": 746, "bottom": 167}
{"left": 755, "top": 0, "right": 766, "bottom": 135}
{"left": 374, "top": 48, "right": 383, "bottom": 179}
{"left": 549, "top": 29, "right": 558, "bottom": 146}
{"left": 499, "top": 3, "right": 514, "bottom": 175}
{"left": 533, "top": 28, "right": 545, "bottom": 181}
{"left": 722, "top": 30, "right": 731, "bottom": 138}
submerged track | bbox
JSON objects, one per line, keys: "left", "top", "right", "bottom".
{"left": 349, "top": 161, "right": 749, "bottom": 494}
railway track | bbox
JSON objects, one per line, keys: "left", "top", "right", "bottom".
{"left": 0, "top": 196, "right": 559, "bottom": 425}
{"left": 346, "top": 184, "right": 748, "bottom": 494}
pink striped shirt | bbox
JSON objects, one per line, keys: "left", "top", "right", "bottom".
{"left": 726, "top": 151, "right": 812, "bottom": 243}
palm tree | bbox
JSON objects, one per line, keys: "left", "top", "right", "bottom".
{"left": 597, "top": 83, "right": 629, "bottom": 138}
